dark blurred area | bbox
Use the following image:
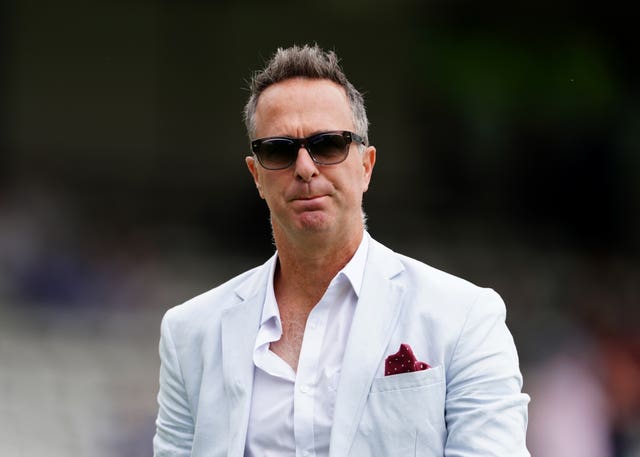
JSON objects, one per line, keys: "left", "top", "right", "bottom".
{"left": 1, "top": 1, "right": 638, "bottom": 456}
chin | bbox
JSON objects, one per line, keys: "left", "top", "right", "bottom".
{"left": 297, "top": 214, "right": 331, "bottom": 231}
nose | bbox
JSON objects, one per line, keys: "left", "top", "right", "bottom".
{"left": 293, "top": 146, "right": 319, "bottom": 182}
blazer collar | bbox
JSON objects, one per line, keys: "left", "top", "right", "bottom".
{"left": 220, "top": 239, "right": 406, "bottom": 457}
{"left": 329, "top": 238, "right": 406, "bottom": 457}
{"left": 220, "top": 254, "right": 275, "bottom": 457}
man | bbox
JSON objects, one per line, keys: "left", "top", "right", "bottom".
{"left": 153, "top": 44, "right": 530, "bottom": 457}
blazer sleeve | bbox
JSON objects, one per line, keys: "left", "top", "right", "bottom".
{"left": 153, "top": 312, "right": 195, "bottom": 457}
{"left": 444, "top": 288, "right": 530, "bottom": 456}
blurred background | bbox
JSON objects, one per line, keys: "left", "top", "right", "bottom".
{"left": 1, "top": 0, "right": 638, "bottom": 456}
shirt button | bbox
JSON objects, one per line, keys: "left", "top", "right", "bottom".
{"left": 300, "top": 385, "right": 310, "bottom": 394}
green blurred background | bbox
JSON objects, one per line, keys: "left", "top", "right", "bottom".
{"left": 1, "top": 1, "right": 638, "bottom": 456}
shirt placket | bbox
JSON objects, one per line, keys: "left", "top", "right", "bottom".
{"left": 293, "top": 283, "right": 337, "bottom": 457}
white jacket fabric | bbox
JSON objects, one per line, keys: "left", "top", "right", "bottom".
{"left": 153, "top": 237, "right": 530, "bottom": 457}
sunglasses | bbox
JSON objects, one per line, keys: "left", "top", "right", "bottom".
{"left": 251, "top": 130, "right": 365, "bottom": 170}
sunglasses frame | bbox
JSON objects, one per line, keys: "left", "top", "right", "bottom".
{"left": 251, "top": 130, "right": 365, "bottom": 170}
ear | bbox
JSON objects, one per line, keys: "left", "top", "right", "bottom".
{"left": 245, "top": 156, "right": 265, "bottom": 199}
{"left": 361, "top": 146, "right": 376, "bottom": 192}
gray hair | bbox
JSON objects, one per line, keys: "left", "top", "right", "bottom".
{"left": 243, "top": 44, "right": 370, "bottom": 145}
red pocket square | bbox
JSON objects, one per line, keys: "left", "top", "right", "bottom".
{"left": 385, "top": 343, "right": 430, "bottom": 376}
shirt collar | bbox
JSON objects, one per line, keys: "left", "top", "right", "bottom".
{"left": 259, "top": 231, "right": 370, "bottom": 326}
{"left": 261, "top": 255, "right": 280, "bottom": 326}
{"left": 338, "top": 230, "right": 369, "bottom": 299}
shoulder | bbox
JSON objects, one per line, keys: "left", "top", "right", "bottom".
{"left": 160, "top": 258, "right": 271, "bottom": 335}
{"left": 369, "top": 237, "right": 490, "bottom": 296}
{"left": 369, "top": 237, "right": 505, "bottom": 317}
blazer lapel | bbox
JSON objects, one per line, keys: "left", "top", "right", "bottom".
{"left": 220, "top": 258, "right": 273, "bottom": 457}
{"left": 329, "top": 239, "right": 406, "bottom": 457}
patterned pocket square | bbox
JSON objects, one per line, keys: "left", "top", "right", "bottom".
{"left": 385, "top": 343, "right": 430, "bottom": 376}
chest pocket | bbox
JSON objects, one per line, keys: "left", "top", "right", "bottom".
{"left": 351, "top": 366, "right": 447, "bottom": 456}
{"left": 370, "top": 364, "right": 444, "bottom": 393}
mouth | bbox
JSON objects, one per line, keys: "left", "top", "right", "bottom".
{"left": 289, "top": 192, "right": 329, "bottom": 201}
{"left": 296, "top": 195, "right": 325, "bottom": 201}
{"left": 290, "top": 194, "right": 328, "bottom": 210}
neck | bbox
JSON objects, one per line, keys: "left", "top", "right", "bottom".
{"left": 272, "top": 225, "right": 364, "bottom": 307}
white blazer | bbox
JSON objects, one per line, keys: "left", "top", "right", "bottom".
{"left": 153, "top": 237, "right": 530, "bottom": 456}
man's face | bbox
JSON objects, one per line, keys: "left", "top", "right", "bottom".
{"left": 246, "top": 78, "right": 376, "bottom": 242}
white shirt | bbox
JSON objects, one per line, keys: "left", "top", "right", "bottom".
{"left": 244, "top": 233, "right": 369, "bottom": 457}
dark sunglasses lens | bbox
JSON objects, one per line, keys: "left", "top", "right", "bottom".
{"left": 308, "top": 133, "right": 349, "bottom": 164}
{"left": 257, "top": 139, "right": 297, "bottom": 169}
